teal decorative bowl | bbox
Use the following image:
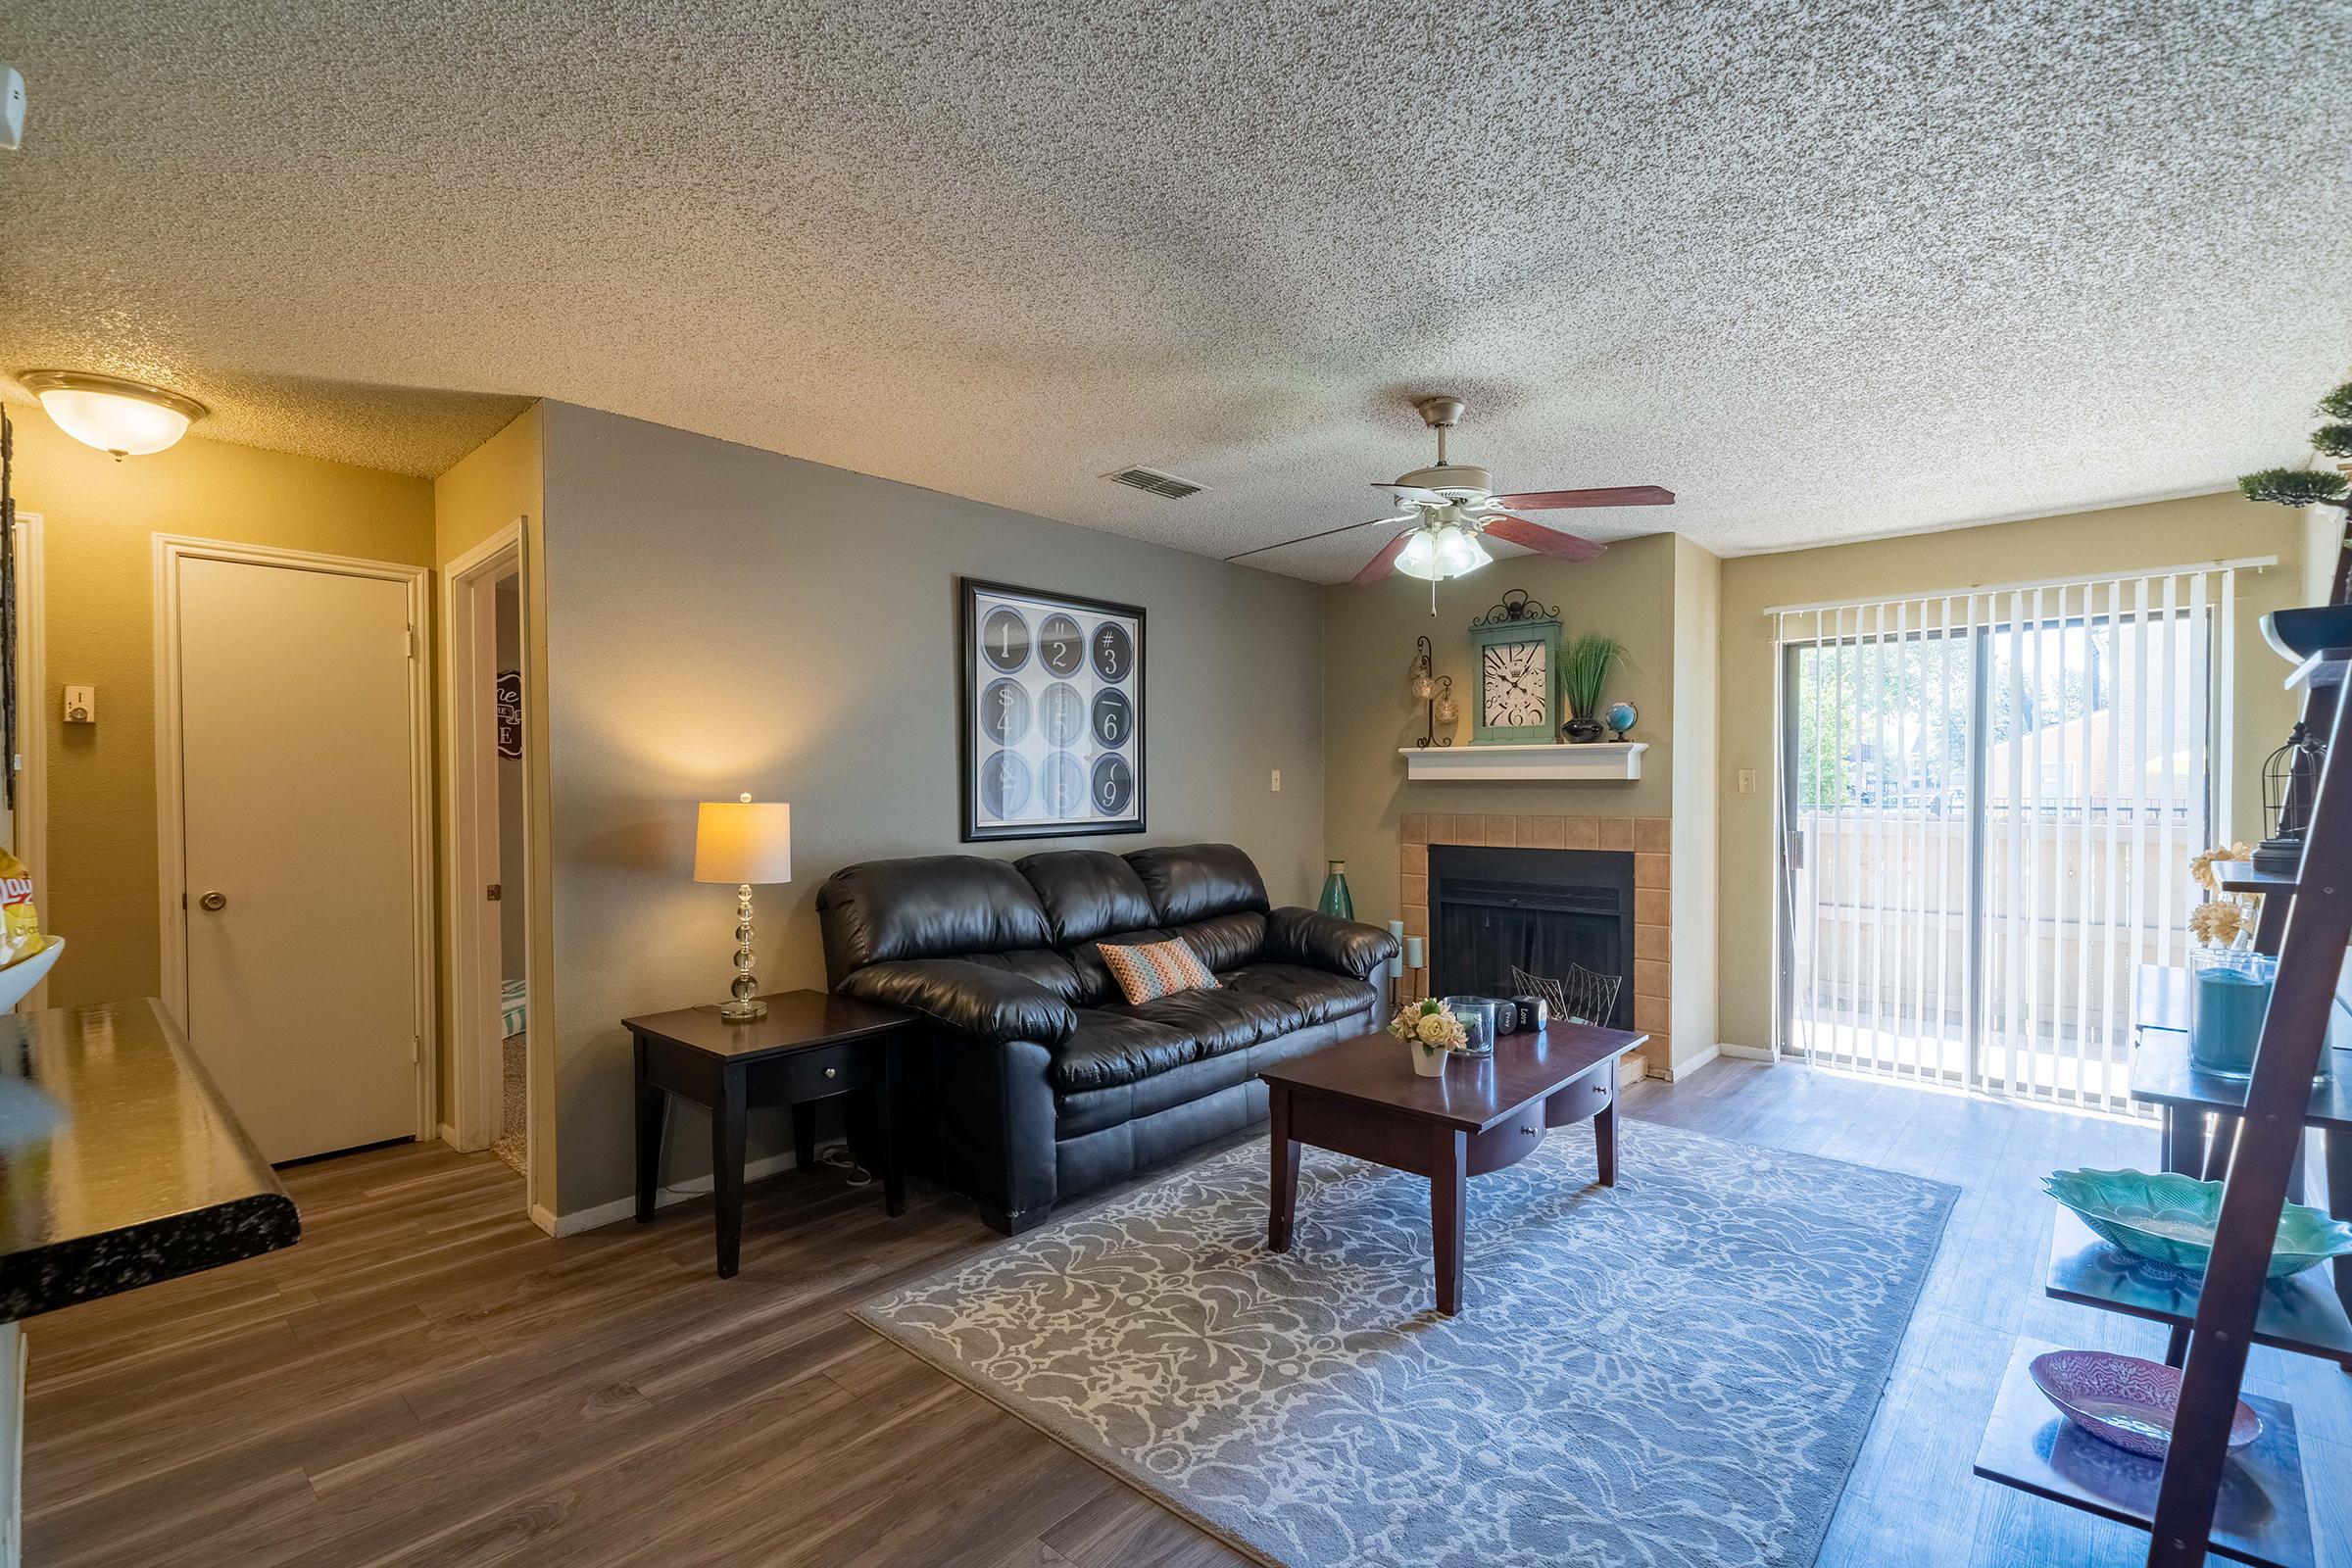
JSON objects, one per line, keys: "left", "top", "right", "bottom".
{"left": 2042, "top": 1167, "right": 2352, "bottom": 1281}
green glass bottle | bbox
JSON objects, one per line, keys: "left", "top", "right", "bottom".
{"left": 1318, "top": 859, "right": 1354, "bottom": 920}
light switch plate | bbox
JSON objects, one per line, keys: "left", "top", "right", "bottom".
{"left": 1270, "top": 768, "right": 1282, "bottom": 792}
{"left": 63, "top": 685, "right": 94, "bottom": 724}
{"left": 1738, "top": 767, "right": 1756, "bottom": 795}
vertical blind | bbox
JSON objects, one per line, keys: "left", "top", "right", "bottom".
{"left": 1771, "top": 563, "right": 2254, "bottom": 1111}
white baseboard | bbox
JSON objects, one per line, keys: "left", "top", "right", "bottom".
{"left": 542, "top": 1150, "right": 803, "bottom": 1239}
{"left": 1662, "top": 1045, "right": 1720, "bottom": 1080}
{"left": 1720, "top": 1042, "right": 1779, "bottom": 1062}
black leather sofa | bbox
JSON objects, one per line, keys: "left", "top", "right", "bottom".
{"left": 815, "top": 843, "right": 1398, "bottom": 1234}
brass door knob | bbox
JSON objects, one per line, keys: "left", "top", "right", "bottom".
{"left": 198, "top": 891, "right": 227, "bottom": 911}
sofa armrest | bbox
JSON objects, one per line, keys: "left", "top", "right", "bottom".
{"left": 838, "top": 959, "right": 1078, "bottom": 1047}
{"left": 1264, "top": 906, "right": 1399, "bottom": 980}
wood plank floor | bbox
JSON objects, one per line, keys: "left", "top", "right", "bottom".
{"left": 24, "top": 1061, "right": 2350, "bottom": 1567}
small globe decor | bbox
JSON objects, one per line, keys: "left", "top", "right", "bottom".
{"left": 1388, "top": 997, "right": 1467, "bottom": 1077}
{"left": 1604, "top": 701, "right": 1637, "bottom": 738}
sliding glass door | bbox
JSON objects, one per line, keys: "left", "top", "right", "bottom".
{"left": 1778, "top": 570, "right": 2228, "bottom": 1111}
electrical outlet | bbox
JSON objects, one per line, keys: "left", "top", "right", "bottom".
{"left": 1270, "top": 768, "right": 1282, "bottom": 793}
{"left": 1738, "top": 767, "right": 1756, "bottom": 795}
{"left": 63, "top": 685, "right": 95, "bottom": 724}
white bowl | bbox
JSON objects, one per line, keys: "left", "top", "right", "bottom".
{"left": 0, "top": 937, "right": 65, "bottom": 1012}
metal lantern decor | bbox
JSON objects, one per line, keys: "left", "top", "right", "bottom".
{"left": 1410, "top": 635, "right": 1454, "bottom": 748}
{"left": 2255, "top": 720, "right": 2328, "bottom": 874}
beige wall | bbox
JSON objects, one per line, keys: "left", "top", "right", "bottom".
{"left": 7, "top": 413, "right": 434, "bottom": 1006}
{"left": 1320, "top": 533, "right": 1683, "bottom": 1071}
{"left": 535, "top": 402, "right": 1328, "bottom": 1218}
{"left": 1715, "top": 490, "right": 2307, "bottom": 1054}
{"left": 1667, "top": 537, "right": 1721, "bottom": 1074}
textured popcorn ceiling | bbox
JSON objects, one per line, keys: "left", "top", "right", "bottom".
{"left": 3, "top": 3, "right": 2348, "bottom": 578}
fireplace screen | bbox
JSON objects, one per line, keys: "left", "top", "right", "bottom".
{"left": 1428, "top": 845, "right": 1635, "bottom": 1030}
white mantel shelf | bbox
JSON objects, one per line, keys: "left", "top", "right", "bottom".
{"left": 1397, "top": 741, "right": 1646, "bottom": 782}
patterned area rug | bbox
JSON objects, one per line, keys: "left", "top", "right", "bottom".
{"left": 857, "top": 1119, "right": 1955, "bottom": 1568}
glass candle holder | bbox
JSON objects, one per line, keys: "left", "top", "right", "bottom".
{"left": 2188, "top": 948, "right": 2276, "bottom": 1080}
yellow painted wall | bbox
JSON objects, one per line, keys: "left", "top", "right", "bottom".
{"left": 430, "top": 406, "right": 550, "bottom": 1196}
{"left": 1320, "top": 534, "right": 1683, "bottom": 1070}
{"left": 6, "top": 412, "right": 434, "bottom": 1006}
{"left": 1715, "top": 491, "right": 2306, "bottom": 1054}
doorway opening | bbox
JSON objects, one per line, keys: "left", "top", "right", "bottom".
{"left": 442, "top": 522, "right": 538, "bottom": 1209}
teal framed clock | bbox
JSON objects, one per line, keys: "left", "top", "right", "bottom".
{"left": 1468, "top": 590, "right": 1563, "bottom": 744}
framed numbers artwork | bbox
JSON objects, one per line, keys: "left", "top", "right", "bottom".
{"left": 959, "top": 578, "right": 1146, "bottom": 841}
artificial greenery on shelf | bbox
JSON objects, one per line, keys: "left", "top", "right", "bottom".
{"left": 1561, "top": 633, "right": 1630, "bottom": 720}
{"left": 2240, "top": 466, "right": 2349, "bottom": 507}
{"left": 2239, "top": 380, "right": 2352, "bottom": 510}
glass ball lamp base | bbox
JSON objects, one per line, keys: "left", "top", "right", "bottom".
{"left": 704, "top": 882, "right": 769, "bottom": 1022}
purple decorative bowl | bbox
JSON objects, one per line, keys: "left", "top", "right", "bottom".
{"left": 2029, "top": 1349, "right": 2261, "bottom": 1460}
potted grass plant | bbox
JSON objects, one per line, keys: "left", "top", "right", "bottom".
{"left": 1560, "top": 633, "right": 1629, "bottom": 743}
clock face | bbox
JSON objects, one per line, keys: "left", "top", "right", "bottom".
{"left": 1483, "top": 639, "right": 1549, "bottom": 727}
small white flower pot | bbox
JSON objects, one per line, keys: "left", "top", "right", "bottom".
{"left": 1410, "top": 1041, "right": 1449, "bottom": 1077}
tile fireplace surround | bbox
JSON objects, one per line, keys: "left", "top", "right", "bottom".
{"left": 1399, "top": 811, "right": 1670, "bottom": 1077}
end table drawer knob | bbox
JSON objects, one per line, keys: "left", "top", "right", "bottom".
{"left": 824, "top": 1066, "right": 837, "bottom": 1079}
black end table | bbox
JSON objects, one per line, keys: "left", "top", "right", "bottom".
{"left": 626, "top": 989, "right": 915, "bottom": 1277}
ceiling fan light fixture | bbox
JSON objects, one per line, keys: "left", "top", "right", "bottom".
{"left": 1393, "top": 522, "right": 1492, "bottom": 583}
{"left": 1392, "top": 526, "right": 1444, "bottom": 581}
{"left": 17, "top": 369, "right": 207, "bottom": 458}
{"left": 1439, "top": 524, "right": 1492, "bottom": 577}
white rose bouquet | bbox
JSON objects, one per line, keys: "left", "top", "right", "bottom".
{"left": 1388, "top": 997, "right": 1468, "bottom": 1056}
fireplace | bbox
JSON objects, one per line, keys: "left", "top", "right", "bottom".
{"left": 1428, "top": 844, "right": 1636, "bottom": 1030}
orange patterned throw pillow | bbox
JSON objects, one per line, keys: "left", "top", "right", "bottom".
{"left": 1099, "top": 938, "right": 1219, "bottom": 1005}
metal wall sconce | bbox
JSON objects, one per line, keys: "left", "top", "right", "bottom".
{"left": 1410, "top": 636, "right": 1454, "bottom": 748}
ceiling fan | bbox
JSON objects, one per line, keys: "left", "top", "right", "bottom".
{"left": 1227, "top": 396, "right": 1674, "bottom": 611}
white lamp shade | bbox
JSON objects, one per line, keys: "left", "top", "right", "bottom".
{"left": 694, "top": 801, "right": 793, "bottom": 884}
{"left": 21, "top": 371, "right": 206, "bottom": 457}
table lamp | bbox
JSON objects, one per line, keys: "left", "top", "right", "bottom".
{"left": 694, "top": 793, "right": 793, "bottom": 1021}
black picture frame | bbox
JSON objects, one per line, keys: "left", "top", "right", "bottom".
{"left": 958, "top": 577, "right": 1146, "bottom": 842}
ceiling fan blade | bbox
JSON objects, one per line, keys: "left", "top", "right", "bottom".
{"left": 1489, "top": 485, "right": 1675, "bottom": 511}
{"left": 1225, "top": 514, "right": 1412, "bottom": 563}
{"left": 1352, "top": 528, "right": 1416, "bottom": 585}
{"left": 1482, "top": 514, "right": 1608, "bottom": 563}
{"left": 1374, "top": 482, "right": 1448, "bottom": 505}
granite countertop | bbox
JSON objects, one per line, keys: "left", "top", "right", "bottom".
{"left": 0, "top": 998, "right": 299, "bottom": 1321}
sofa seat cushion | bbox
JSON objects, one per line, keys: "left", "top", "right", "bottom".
{"left": 1219, "top": 962, "right": 1381, "bottom": 1026}
{"left": 1120, "top": 986, "right": 1306, "bottom": 1058}
{"left": 1051, "top": 1011, "right": 1197, "bottom": 1094}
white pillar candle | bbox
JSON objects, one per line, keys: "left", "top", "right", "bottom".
{"left": 1404, "top": 936, "right": 1424, "bottom": 970}
{"left": 1387, "top": 919, "right": 1405, "bottom": 978}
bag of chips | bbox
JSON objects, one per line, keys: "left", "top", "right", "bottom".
{"left": 0, "top": 846, "right": 43, "bottom": 970}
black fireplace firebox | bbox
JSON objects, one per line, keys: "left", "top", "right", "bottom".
{"left": 1428, "top": 845, "right": 1636, "bottom": 1030}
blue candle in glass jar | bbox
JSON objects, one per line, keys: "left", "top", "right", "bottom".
{"left": 2188, "top": 950, "right": 2276, "bottom": 1080}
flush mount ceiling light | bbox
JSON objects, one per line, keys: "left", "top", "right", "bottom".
{"left": 17, "top": 369, "right": 208, "bottom": 458}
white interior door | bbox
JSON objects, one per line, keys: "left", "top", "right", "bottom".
{"left": 175, "top": 553, "right": 421, "bottom": 1162}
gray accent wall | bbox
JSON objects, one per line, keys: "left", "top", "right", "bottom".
{"left": 537, "top": 402, "right": 1327, "bottom": 1218}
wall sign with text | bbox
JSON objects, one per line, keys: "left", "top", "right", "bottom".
{"left": 495, "top": 669, "right": 522, "bottom": 760}
{"left": 958, "top": 578, "right": 1145, "bottom": 842}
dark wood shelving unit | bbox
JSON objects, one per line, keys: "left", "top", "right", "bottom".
{"left": 2044, "top": 1211, "right": 2352, "bottom": 1365}
{"left": 1972, "top": 1341, "right": 2315, "bottom": 1568}
{"left": 1977, "top": 644, "right": 2352, "bottom": 1564}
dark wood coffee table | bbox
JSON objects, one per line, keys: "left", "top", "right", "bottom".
{"left": 1258, "top": 1022, "right": 1645, "bottom": 1315}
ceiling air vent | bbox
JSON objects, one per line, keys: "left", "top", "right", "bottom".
{"left": 1105, "top": 466, "right": 1204, "bottom": 500}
